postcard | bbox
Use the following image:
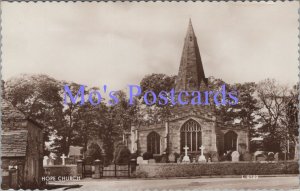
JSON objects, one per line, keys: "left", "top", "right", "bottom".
{"left": 1, "top": 1, "right": 299, "bottom": 190}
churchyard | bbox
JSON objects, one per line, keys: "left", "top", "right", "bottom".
{"left": 43, "top": 143, "right": 298, "bottom": 181}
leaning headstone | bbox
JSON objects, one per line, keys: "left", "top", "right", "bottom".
{"left": 231, "top": 151, "right": 240, "bottom": 162}
{"left": 148, "top": 159, "right": 155, "bottom": 164}
{"left": 137, "top": 156, "right": 143, "bottom": 165}
{"left": 168, "top": 153, "right": 176, "bottom": 163}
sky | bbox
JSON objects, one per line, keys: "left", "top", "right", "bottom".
{"left": 1, "top": 1, "right": 299, "bottom": 92}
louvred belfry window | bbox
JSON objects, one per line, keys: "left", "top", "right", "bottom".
{"left": 180, "top": 119, "right": 202, "bottom": 153}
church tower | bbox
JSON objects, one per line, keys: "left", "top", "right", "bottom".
{"left": 175, "top": 19, "right": 208, "bottom": 92}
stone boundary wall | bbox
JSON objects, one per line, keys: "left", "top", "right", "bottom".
{"left": 135, "top": 161, "right": 298, "bottom": 178}
{"left": 44, "top": 165, "right": 77, "bottom": 177}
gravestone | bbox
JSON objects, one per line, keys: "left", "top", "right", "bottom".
{"left": 198, "top": 145, "right": 206, "bottom": 162}
{"left": 231, "top": 151, "right": 240, "bottom": 162}
{"left": 148, "top": 159, "right": 155, "bottom": 164}
{"left": 208, "top": 157, "right": 212, "bottom": 163}
{"left": 168, "top": 153, "right": 176, "bottom": 163}
{"left": 192, "top": 157, "right": 196, "bottom": 163}
{"left": 137, "top": 156, "right": 143, "bottom": 165}
{"left": 48, "top": 157, "right": 55, "bottom": 166}
{"left": 60, "top": 154, "right": 67, "bottom": 165}
{"left": 142, "top": 160, "right": 148, "bottom": 164}
{"left": 274, "top": 153, "right": 279, "bottom": 161}
{"left": 182, "top": 146, "right": 190, "bottom": 163}
{"left": 43, "top": 156, "right": 49, "bottom": 166}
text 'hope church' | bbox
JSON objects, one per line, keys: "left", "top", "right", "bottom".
{"left": 125, "top": 20, "right": 249, "bottom": 161}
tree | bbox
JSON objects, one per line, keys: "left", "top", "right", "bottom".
{"left": 280, "top": 84, "right": 299, "bottom": 159}
{"left": 86, "top": 143, "right": 102, "bottom": 162}
{"left": 51, "top": 82, "right": 88, "bottom": 156}
{"left": 4, "top": 74, "right": 64, "bottom": 155}
{"left": 256, "top": 79, "right": 292, "bottom": 153}
{"left": 139, "top": 73, "right": 176, "bottom": 123}
{"left": 209, "top": 77, "right": 259, "bottom": 151}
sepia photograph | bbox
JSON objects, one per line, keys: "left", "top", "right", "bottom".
{"left": 1, "top": 1, "right": 299, "bottom": 190}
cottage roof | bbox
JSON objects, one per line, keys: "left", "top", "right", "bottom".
{"left": 1, "top": 99, "right": 27, "bottom": 122}
{"left": 1, "top": 130, "right": 28, "bottom": 157}
{"left": 1, "top": 98, "right": 43, "bottom": 130}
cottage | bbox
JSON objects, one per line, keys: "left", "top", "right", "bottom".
{"left": 1, "top": 99, "right": 44, "bottom": 189}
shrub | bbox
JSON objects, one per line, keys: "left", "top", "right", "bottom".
{"left": 86, "top": 143, "right": 102, "bottom": 162}
{"left": 173, "top": 152, "right": 180, "bottom": 162}
{"left": 142, "top": 152, "right": 153, "bottom": 160}
{"left": 116, "top": 147, "right": 131, "bottom": 164}
{"left": 153, "top": 155, "right": 162, "bottom": 162}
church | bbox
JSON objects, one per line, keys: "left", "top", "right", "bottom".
{"left": 127, "top": 20, "right": 249, "bottom": 161}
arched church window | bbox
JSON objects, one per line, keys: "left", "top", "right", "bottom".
{"left": 224, "top": 131, "right": 238, "bottom": 152}
{"left": 180, "top": 119, "right": 201, "bottom": 153}
{"left": 147, "top": 131, "right": 160, "bottom": 154}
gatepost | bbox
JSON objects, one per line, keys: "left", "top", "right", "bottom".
{"left": 93, "top": 159, "right": 101, "bottom": 179}
{"left": 130, "top": 158, "right": 137, "bottom": 177}
{"left": 76, "top": 160, "right": 83, "bottom": 178}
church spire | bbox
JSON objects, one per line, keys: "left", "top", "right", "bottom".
{"left": 175, "top": 19, "right": 207, "bottom": 92}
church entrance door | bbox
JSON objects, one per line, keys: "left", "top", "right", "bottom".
{"left": 224, "top": 131, "right": 238, "bottom": 152}
{"left": 147, "top": 131, "right": 160, "bottom": 154}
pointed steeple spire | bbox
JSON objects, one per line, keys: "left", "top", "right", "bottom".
{"left": 175, "top": 19, "right": 207, "bottom": 92}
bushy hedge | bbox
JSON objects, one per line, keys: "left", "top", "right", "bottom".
{"left": 143, "top": 152, "right": 154, "bottom": 160}
{"left": 44, "top": 165, "right": 77, "bottom": 177}
{"left": 115, "top": 147, "right": 131, "bottom": 164}
{"left": 136, "top": 161, "right": 298, "bottom": 178}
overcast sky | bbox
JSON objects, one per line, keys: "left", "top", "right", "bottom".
{"left": 2, "top": 2, "right": 299, "bottom": 91}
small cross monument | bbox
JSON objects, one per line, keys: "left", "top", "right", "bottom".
{"left": 198, "top": 145, "right": 206, "bottom": 162}
{"left": 61, "top": 154, "right": 67, "bottom": 165}
{"left": 182, "top": 146, "right": 190, "bottom": 163}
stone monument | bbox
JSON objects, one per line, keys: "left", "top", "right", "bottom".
{"left": 198, "top": 145, "right": 206, "bottom": 162}
{"left": 231, "top": 151, "right": 240, "bottom": 162}
{"left": 182, "top": 146, "right": 190, "bottom": 163}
